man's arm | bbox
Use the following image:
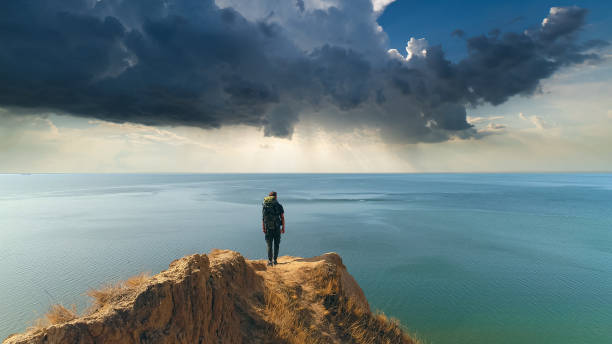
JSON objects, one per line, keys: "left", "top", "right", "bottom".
{"left": 262, "top": 207, "right": 266, "bottom": 233}
{"left": 278, "top": 203, "right": 285, "bottom": 234}
{"left": 281, "top": 213, "right": 285, "bottom": 234}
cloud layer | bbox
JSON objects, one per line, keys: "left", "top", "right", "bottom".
{"left": 0, "top": 1, "right": 606, "bottom": 143}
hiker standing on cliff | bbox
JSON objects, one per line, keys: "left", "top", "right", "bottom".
{"left": 262, "top": 191, "right": 285, "bottom": 266}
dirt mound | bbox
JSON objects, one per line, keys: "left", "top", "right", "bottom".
{"left": 4, "top": 250, "right": 417, "bottom": 344}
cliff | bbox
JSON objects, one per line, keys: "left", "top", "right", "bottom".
{"left": 4, "top": 250, "right": 417, "bottom": 344}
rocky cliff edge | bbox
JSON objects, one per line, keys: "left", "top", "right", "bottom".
{"left": 4, "top": 250, "right": 417, "bottom": 344}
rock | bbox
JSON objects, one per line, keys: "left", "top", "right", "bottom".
{"left": 4, "top": 250, "right": 416, "bottom": 344}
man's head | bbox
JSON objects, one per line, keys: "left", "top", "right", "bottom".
{"left": 269, "top": 191, "right": 277, "bottom": 198}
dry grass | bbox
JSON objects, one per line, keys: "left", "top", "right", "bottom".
{"left": 325, "top": 280, "right": 418, "bottom": 344}
{"left": 45, "top": 304, "right": 78, "bottom": 324}
{"left": 26, "top": 271, "right": 152, "bottom": 333}
{"left": 264, "top": 281, "right": 325, "bottom": 344}
{"left": 264, "top": 263, "right": 421, "bottom": 344}
{"left": 336, "top": 301, "right": 417, "bottom": 344}
{"left": 86, "top": 282, "right": 126, "bottom": 310}
{"left": 125, "top": 271, "right": 151, "bottom": 288}
{"left": 87, "top": 271, "right": 151, "bottom": 311}
{"left": 28, "top": 304, "right": 78, "bottom": 331}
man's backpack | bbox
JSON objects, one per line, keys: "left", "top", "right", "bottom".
{"left": 262, "top": 197, "right": 281, "bottom": 228}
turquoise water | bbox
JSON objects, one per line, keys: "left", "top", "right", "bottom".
{"left": 1, "top": 174, "right": 611, "bottom": 343}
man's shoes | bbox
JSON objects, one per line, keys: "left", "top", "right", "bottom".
{"left": 267, "top": 260, "right": 273, "bottom": 267}
{"left": 273, "top": 259, "right": 278, "bottom": 266}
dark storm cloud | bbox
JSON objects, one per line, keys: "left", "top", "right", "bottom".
{"left": 0, "top": 1, "right": 606, "bottom": 142}
{"left": 456, "top": 7, "right": 601, "bottom": 106}
{"left": 537, "top": 6, "right": 587, "bottom": 42}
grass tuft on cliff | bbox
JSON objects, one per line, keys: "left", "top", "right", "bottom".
{"left": 263, "top": 258, "right": 420, "bottom": 344}
{"left": 28, "top": 304, "right": 78, "bottom": 330}
{"left": 27, "top": 271, "right": 152, "bottom": 331}
{"left": 87, "top": 271, "right": 151, "bottom": 311}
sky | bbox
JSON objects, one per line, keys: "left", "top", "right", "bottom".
{"left": 0, "top": 0, "right": 610, "bottom": 173}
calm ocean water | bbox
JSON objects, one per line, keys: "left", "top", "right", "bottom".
{"left": 1, "top": 173, "right": 611, "bottom": 343}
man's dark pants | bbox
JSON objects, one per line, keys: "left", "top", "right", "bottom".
{"left": 265, "top": 227, "right": 281, "bottom": 262}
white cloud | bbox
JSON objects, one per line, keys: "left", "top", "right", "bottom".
{"left": 466, "top": 115, "right": 505, "bottom": 124}
{"left": 387, "top": 48, "right": 405, "bottom": 61}
{"left": 389, "top": 37, "right": 429, "bottom": 61}
{"left": 487, "top": 123, "right": 506, "bottom": 130}
{"left": 406, "top": 37, "right": 428, "bottom": 60}
{"left": 519, "top": 112, "right": 551, "bottom": 130}
{"left": 474, "top": 122, "right": 506, "bottom": 136}
{"left": 371, "top": 0, "right": 397, "bottom": 13}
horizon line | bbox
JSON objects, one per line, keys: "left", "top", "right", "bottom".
{"left": 2, "top": 171, "right": 612, "bottom": 175}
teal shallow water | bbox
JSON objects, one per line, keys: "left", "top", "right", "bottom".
{"left": 1, "top": 174, "right": 611, "bottom": 343}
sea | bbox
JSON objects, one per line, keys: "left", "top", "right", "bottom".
{"left": 1, "top": 173, "right": 611, "bottom": 343}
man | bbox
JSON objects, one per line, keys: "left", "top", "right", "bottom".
{"left": 262, "top": 191, "right": 285, "bottom": 266}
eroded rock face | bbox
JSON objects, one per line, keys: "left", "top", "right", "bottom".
{"left": 4, "top": 250, "right": 415, "bottom": 344}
